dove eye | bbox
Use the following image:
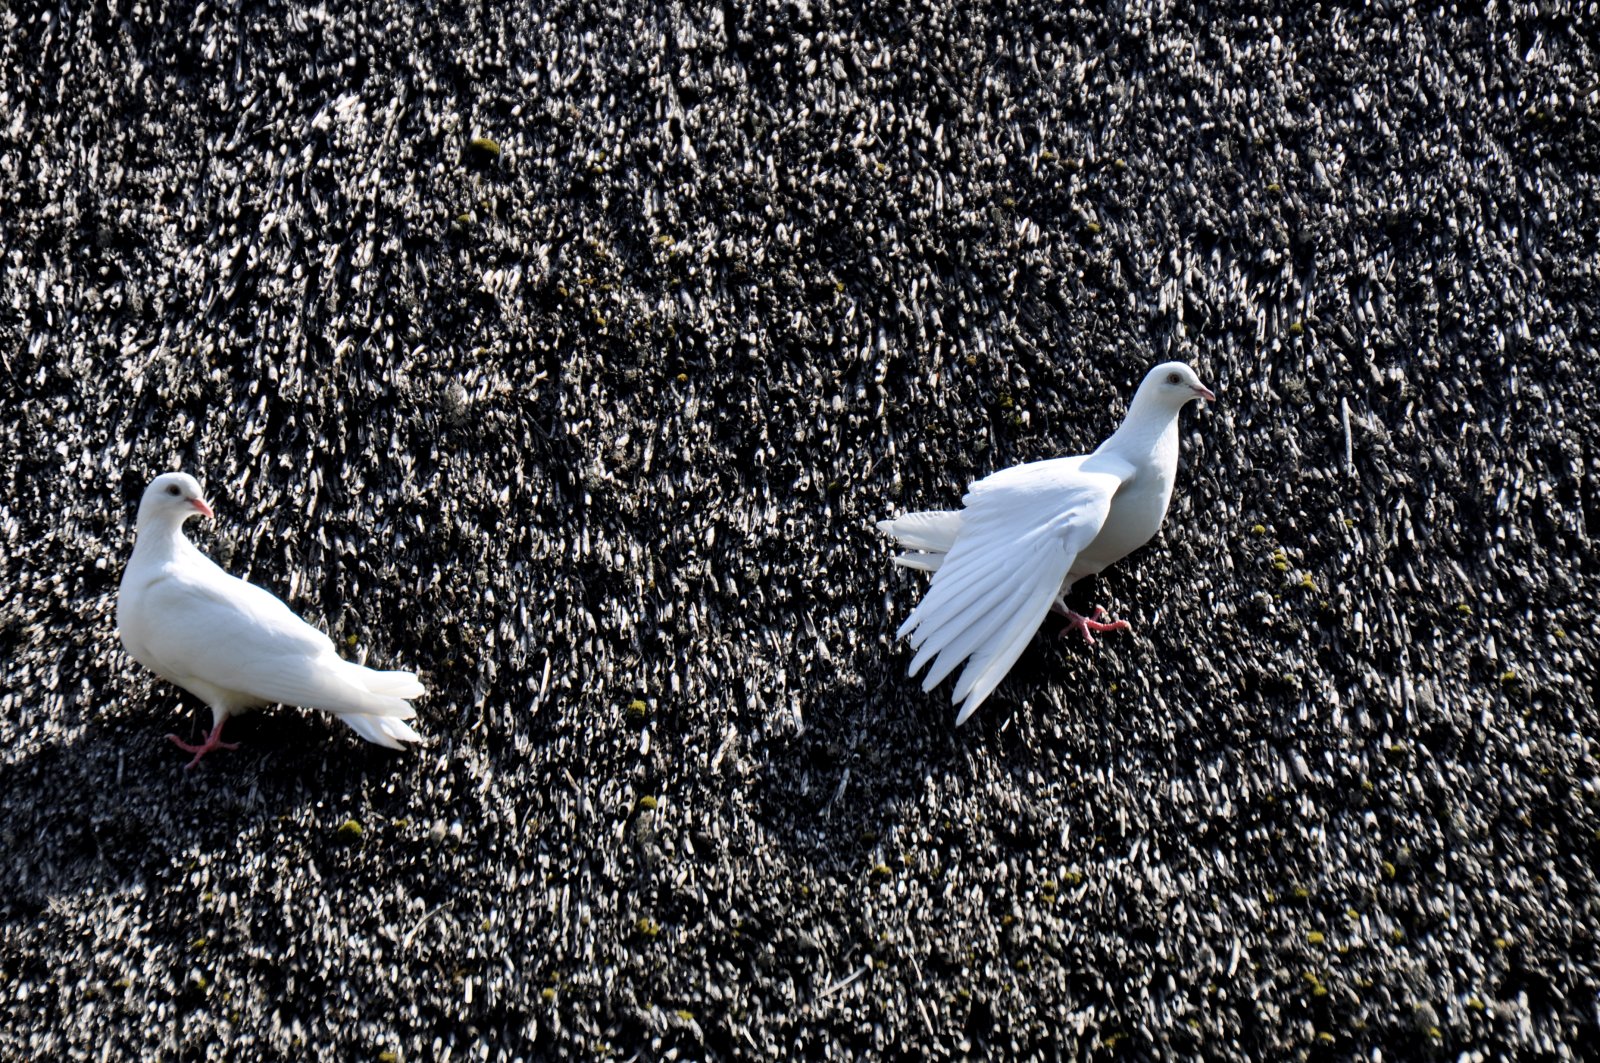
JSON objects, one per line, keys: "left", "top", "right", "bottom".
{"left": 165, "top": 485, "right": 181, "bottom": 496}
{"left": 1166, "top": 372, "right": 1180, "bottom": 385}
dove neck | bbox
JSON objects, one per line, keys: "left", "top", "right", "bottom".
{"left": 1099, "top": 396, "right": 1181, "bottom": 465}
{"left": 134, "top": 515, "right": 200, "bottom": 558}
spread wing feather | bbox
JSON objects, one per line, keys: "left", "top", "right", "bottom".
{"left": 893, "top": 456, "right": 1133, "bottom": 724}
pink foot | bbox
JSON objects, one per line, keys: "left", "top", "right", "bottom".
{"left": 1060, "top": 607, "right": 1131, "bottom": 644}
{"left": 166, "top": 721, "right": 239, "bottom": 770}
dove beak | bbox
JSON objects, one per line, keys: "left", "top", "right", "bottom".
{"left": 1192, "top": 384, "right": 1217, "bottom": 402}
{"left": 190, "top": 497, "right": 215, "bottom": 519}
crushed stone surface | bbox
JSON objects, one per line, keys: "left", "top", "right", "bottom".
{"left": 2, "top": 1, "right": 1597, "bottom": 1058}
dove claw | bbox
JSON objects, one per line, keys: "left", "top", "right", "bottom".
{"left": 166, "top": 722, "right": 238, "bottom": 768}
{"left": 1061, "top": 606, "right": 1132, "bottom": 644}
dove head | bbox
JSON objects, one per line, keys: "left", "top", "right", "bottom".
{"left": 1102, "top": 361, "right": 1216, "bottom": 453}
{"left": 137, "top": 472, "right": 215, "bottom": 530}
{"left": 1138, "top": 361, "right": 1216, "bottom": 408}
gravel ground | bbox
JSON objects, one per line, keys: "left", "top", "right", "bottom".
{"left": 3, "top": 0, "right": 1598, "bottom": 1059}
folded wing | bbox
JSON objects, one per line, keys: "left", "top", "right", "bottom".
{"left": 896, "top": 455, "right": 1133, "bottom": 724}
{"left": 136, "top": 567, "right": 421, "bottom": 721}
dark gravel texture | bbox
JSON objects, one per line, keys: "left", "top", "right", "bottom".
{"left": 3, "top": 0, "right": 1598, "bottom": 1058}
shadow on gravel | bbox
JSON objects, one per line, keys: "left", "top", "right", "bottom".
{"left": 0, "top": 709, "right": 419, "bottom": 928}
{"left": 747, "top": 636, "right": 1142, "bottom": 871}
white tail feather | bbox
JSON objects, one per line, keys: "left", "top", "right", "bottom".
{"left": 350, "top": 664, "right": 426, "bottom": 699}
{"left": 877, "top": 511, "right": 962, "bottom": 553}
{"left": 339, "top": 712, "right": 426, "bottom": 749}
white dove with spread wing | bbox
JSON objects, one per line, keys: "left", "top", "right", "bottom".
{"left": 117, "top": 472, "right": 427, "bottom": 767}
{"left": 879, "top": 361, "right": 1215, "bottom": 725}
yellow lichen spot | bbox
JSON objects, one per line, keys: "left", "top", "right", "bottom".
{"left": 637, "top": 795, "right": 657, "bottom": 811}
{"left": 676, "top": 1009, "right": 695, "bottom": 1022}
{"left": 1500, "top": 670, "right": 1517, "bottom": 683}
{"left": 1307, "top": 931, "right": 1325, "bottom": 945}
{"left": 871, "top": 863, "right": 892, "bottom": 877}
{"left": 636, "top": 917, "right": 660, "bottom": 937}
{"left": 1382, "top": 860, "right": 1397, "bottom": 879}
{"left": 626, "top": 699, "right": 649, "bottom": 720}
{"left": 675, "top": 373, "right": 688, "bottom": 383}
{"left": 1298, "top": 572, "right": 1316, "bottom": 590}
{"left": 1391, "top": 928, "right": 1405, "bottom": 943}
{"left": 336, "top": 818, "right": 364, "bottom": 840}
{"left": 1468, "top": 996, "right": 1486, "bottom": 1011}
{"left": 1494, "top": 937, "right": 1510, "bottom": 949}
{"left": 1316, "top": 1031, "right": 1334, "bottom": 1044}
{"left": 1251, "top": 523, "right": 1267, "bottom": 535}
{"left": 468, "top": 136, "right": 501, "bottom": 157}
{"left": 379, "top": 1052, "right": 400, "bottom": 1063}
{"left": 1456, "top": 602, "right": 1473, "bottom": 615}
{"left": 542, "top": 987, "right": 556, "bottom": 1001}
{"left": 1085, "top": 221, "right": 1102, "bottom": 234}
{"left": 345, "top": 634, "right": 359, "bottom": 646}
{"left": 1288, "top": 319, "right": 1303, "bottom": 334}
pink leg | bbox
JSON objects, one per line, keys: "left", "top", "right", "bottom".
{"left": 1059, "top": 606, "right": 1131, "bottom": 644}
{"left": 166, "top": 720, "right": 239, "bottom": 770}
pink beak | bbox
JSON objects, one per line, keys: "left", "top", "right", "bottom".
{"left": 190, "top": 497, "right": 215, "bottom": 519}
{"left": 1192, "top": 384, "right": 1217, "bottom": 402}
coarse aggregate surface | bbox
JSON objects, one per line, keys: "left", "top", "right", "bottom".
{"left": 2, "top": 0, "right": 1598, "bottom": 1058}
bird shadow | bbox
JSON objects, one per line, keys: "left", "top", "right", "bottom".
{"left": 747, "top": 626, "right": 1133, "bottom": 876}
{"left": 0, "top": 705, "right": 419, "bottom": 931}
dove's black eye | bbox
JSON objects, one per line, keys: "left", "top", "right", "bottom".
{"left": 166, "top": 484, "right": 180, "bottom": 496}
{"left": 1166, "top": 372, "right": 1180, "bottom": 385}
